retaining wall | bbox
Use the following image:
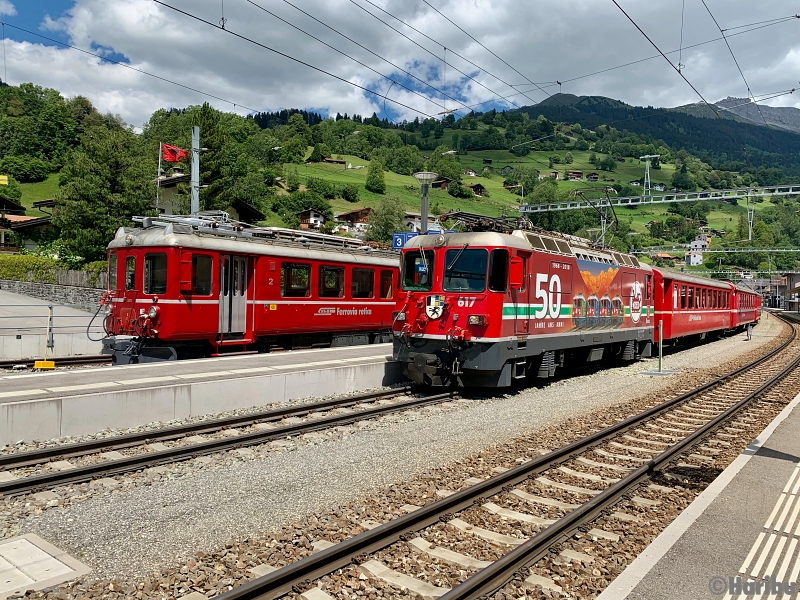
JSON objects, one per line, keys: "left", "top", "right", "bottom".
{"left": 0, "top": 280, "right": 104, "bottom": 311}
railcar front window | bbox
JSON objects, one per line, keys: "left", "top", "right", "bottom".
{"left": 108, "top": 254, "right": 118, "bottom": 290}
{"left": 401, "top": 250, "right": 434, "bottom": 291}
{"left": 192, "top": 255, "right": 212, "bottom": 295}
{"left": 125, "top": 256, "right": 136, "bottom": 291}
{"left": 443, "top": 248, "right": 487, "bottom": 292}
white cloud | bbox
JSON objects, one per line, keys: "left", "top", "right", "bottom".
{"left": 7, "top": 0, "right": 800, "bottom": 127}
{"left": 0, "top": 0, "right": 15, "bottom": 17}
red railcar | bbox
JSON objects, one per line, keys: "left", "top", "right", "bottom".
{"left": 102, "top": 214, "right": 398, "bottom": 363}
{"left": 731, "top": 285, "right": 762, "bottom": 329}
{"left": 651, "top": 268, "right": 735, "bottom": 342}
{"left": 393, "top": 230, "right": 655, "bottom": 387}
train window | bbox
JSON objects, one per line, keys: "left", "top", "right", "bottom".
{"left": 125, "top": 256, "right": 136, "bottom": 291}
{"left": 489, "top": 249, "right": 509, "bottom": 292}
{"left": 319, "top": 266, "right": 344, "bottom": 298}
{"left": 281, "top": 263, "right": 311, "bottom": 297}
{"left": 352, "top": 268, "right": 375, "bottom": 298}
{"left": 192, "top": 255, "right": 213, "bottom": 295}
{"left": 541, "top": 237, "right": 560, "bottom": 254}
{"left": 108, "top": 254, "right": 118, "bottom": 291}
{"left": 144, "top": 254, "right": 167, "bottom": 295}
{"left": 688, "top": 287, "right": 695, "bottom": 309}
{"left": 380, "top": 270, "right": 394, "bottom": 299}
{"left": 443, "top": 248, "right": 487, "bottom": 292}
{"left": 232, "top": 259, "right": 239, "bottom": 297}
{"left": 525, "top": 234, "right": 546, "bottom": 251}
{"left": 401, "top": 250, "right": 434, "bottom": 291}
{"left": 629, "top": 256, "right": 641, "bottom": 268}
{"left": 680, "top": 285, "right": 687, "bottom": 309}
{"left": 644, "top": 275, "right": 651, "bottom": 299}
{"left": 554, "top": 240, "right": 572, "bottom": 255}
{"left": 240, "top": 259, "right": 246, "bottom": 296}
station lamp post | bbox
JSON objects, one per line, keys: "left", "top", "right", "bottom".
{"left": 412, "top": 171, "right": 438, "bottom": 234}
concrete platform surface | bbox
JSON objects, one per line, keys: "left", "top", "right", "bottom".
{"left": 0, "top": 344, "right": 400, "bottom": 444}
{"left": 597, "top": 392, "right": 800, "bottom": 600}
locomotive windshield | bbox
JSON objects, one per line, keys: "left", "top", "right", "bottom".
{"left": 402, "top": 250, "right": 435, "bottom": 291}
{"left": 443, "top": 248, "right": 487, "bottom": 292}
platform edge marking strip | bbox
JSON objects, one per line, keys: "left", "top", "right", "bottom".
{"left": 775, "top": 537, "right": 797, "bottom": 584}
{"left": 740, "top": 532, "right": 767, "bottom": 575}
{"left": 594, "top": 390, "right": 800, "bottom": 600}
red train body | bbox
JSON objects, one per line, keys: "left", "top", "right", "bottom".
{"left": 393, "top": 229, "right": 761, "bottom": 387}
{"left": 102, "top": 215, "right": 398, "bottom": 363}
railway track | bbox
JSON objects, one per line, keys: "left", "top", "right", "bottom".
{"left": 213, "top": 314, "right": 800, "bottom": 600}
{"left": 0, "top": 386, "right": 461, "bottom": 497}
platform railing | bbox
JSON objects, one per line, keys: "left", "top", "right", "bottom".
{"left": 0, "top": 303, "right": 105, "bottom": 343}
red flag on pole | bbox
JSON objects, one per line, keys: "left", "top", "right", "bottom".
{"left": 162, "top": 143, "right": 188, "bottom": 163}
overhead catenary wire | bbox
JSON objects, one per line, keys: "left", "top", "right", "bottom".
{"left": 348, "top": 0, "right": 535, "bottom": 111}
{"left": 241, "top": 0, "right": 445, "bottom": 113}
{"left": 151, "top": 0, "right": 440, "bottom": 120}
{"left": 0, "top": 21, "right": 262, "bottom": 113}
{"left": 700, "top": 0, "right": 770, "bottom": 128}
{"left": 270, "top": 0, "right": 475, "bottom": 115}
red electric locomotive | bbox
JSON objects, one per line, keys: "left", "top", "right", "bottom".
{"left": 393, "top": 229, "right": 655, "bottom": 387}
{"left": 102, "top": 213, "right": 399, "bottom": 363}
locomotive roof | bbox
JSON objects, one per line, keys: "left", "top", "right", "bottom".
{"left": 109, "top": 225, "right": 399, "bottom": 267}
{"left": 404, "top": 229, "right": 646, "bottom": 269}
{"left": 654, "top": 267, "right": 734, "bottom": 289}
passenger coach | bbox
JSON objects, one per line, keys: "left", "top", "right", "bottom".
{"left": 103, "top": 213, "right": 398, "bottom": 363}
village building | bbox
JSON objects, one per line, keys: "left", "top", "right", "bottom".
{"left": 685, "top": 251, "right": 703, "bottom": 267}
{"left": 463, "top": 168, "right": 477, "bottom": 177}
{"left": 430, "top": 176, "right": 453, "bottom": 190}
{"left": 586, "top": 172, "right": 599, "bottom": 182}
{"left": 567, "top": 171, "right": 583, "bottom": 180}
{"left": 465, "top": 183, "right": 486, "bottom": 197}
{"left": 296, "top": 208, "right": 326, "bottom": 230}
{"left": 500, "top": 166, "right": 514, "bottom": 176}
{"left": 404, "top": 212, "right": 438, "bottom": 233}
{"left": 334, "top": 207, "right": 373, "bottom": 236}
{"left": 653, "top": 182, "right": 666, "bottom": 191}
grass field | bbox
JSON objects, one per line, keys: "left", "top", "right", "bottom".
{"left": 17, "top": 174, "right": 59, "bottom": 214}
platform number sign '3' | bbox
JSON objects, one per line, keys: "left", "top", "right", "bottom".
{"left": 534, "top": 273, "right": 562, "bottom": 319}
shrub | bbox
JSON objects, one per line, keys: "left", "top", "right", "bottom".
{"left": 341, "top": 183, "right": 359, "bottom": 203}
{"left": 365, "top": 160, "right": 386, "bottom": 194}
{"left": 0, "top": 254, "right": 64, "bottom": 283}
{"left": 0, "top": 155, "right": 50, "bottom": 182}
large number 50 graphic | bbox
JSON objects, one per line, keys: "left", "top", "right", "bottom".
{"left": 533, "top": 273, "right": 562, "bottom": 319}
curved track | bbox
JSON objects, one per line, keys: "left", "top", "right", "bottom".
{"left": 214, "top": 314, "right": 800, "bottom": 600}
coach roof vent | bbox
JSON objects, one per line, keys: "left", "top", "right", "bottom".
{"left": 554, "top": 239, "right": 573, "bottom": 255}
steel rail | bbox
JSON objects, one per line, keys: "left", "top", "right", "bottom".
{"left": 0, "top": 386, "right": 412, "bottom": 470}
{"left": 215, "top": 316, "right": 794, "bottom": 600}
{"left": 0, "top": 388, "right": 458, "bottom": 497}
{"left": 440, "top": 318, "right": 800, "bottom": 600}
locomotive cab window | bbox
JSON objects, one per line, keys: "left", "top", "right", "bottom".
{"left": 108, "top": 253, "right": 118, "bottom": 290}
{"left": 488, "top": 249, "right": 509, "bottom": 292}
{"left": 319, "top": 266, "right": 344, "bottom": 298}
{"left": 125, "top": 256, "right": 136, "bottom": 291}
{"left": 401, "top": 250, "right": 434, "bottom": 291}
{"left": 443, "top": 248, "right": 487, "bottom": 292}
{"left": 144, "top": 254, "right": 167, "bottom": 295}
{"left": 281, "top": 263, "right": 311, "bottom": 297}
{"left": 380, "top": 270, "right": 394, "bottom": 299}
{"left": 352, "top": 268, "right": 375, "bottom": 298}
{"left": 192, "top": 255, "right": 213, "bottom": 295}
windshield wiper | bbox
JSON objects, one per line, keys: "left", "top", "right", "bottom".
{"left": 446, "top": 244, "right": 469, "bottom": 272}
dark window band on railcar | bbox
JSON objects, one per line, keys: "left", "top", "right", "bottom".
{"left": 352, "top": 268, "right": 375, "bottom": 298}
{"left": 319, "top": 266, "right": 345, "bottom": 298}
{"left": 144, "top": 253, "right": 167, "bottom": 295}
{"left": 108, "top": 253, "right": 118, "bottom": 290}
{"left": 125, "top": 256, "right": 136, "bottom": 291}
{"left": 489, "top": 249, "right": 509, "bottom": 292}
{"left": 379, "top": 270, "right": 394, "bottom": 299}
{"left": 192, "top": 255, "right": 213, "bottom": 295}
{"left": 281, "top": 262, "right": 311, "bottom": 297}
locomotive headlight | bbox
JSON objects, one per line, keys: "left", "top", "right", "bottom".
{"left": 393, "top": 311, "right": 406, "bottom": 321}
{"left": 467, "top": 314, "right": 487, "bottom": 326}
{"left": 147, "top": 305, "right": 160, "bottom": 320}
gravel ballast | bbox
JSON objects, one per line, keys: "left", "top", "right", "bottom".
{"left": 15, "top": 315, "right": 782, "bottom": 582}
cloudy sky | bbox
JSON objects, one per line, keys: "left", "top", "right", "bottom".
{"left": 2, "top": 0, "right": 799, "bottom": 128}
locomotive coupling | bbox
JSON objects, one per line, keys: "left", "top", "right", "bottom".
{"left": 410, "top": 352, "right": 440, "bottom": 375}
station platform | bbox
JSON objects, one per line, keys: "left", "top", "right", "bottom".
{"left": 598, "top": 392, "right": 800, "bottom": 600}
{"left": 0, "top": 344, "right": 401, "bottom": 445}
{"left": 0, "top": 289, "right": 102, "bottom": 360}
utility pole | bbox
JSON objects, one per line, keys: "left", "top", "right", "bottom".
{"left": 191, "top": 126, "right": 200, "bottom": 214}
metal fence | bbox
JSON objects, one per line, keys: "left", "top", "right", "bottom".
{"left": 0, "top": 303, "right": 105, "bottom": 353}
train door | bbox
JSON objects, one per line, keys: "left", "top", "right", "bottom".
{"left": 219, "top": 255, "right": 249, "bottom": 338}
{"left": 514, "top": 251, "right": 531, "bottom": 335}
